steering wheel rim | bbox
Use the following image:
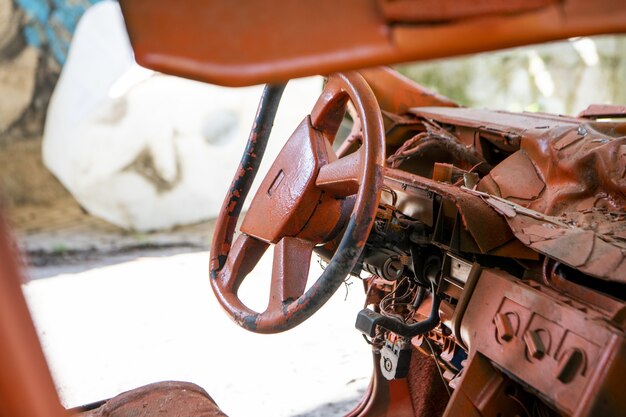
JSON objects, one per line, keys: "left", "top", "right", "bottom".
{"left": 210, "top": 72, "right": 385, "bottom": 333}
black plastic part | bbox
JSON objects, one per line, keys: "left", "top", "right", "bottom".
{"left": 355, "top": 308, "right": 382, "bottom": 337}
{"left": 412, "top": 286, "right": 426, "bottom": 309}
{"left": 410, "top": 243, "right": 442, "bottom": 287}
{"left": 355, "top": 285, "right": 441, "bottom": 338}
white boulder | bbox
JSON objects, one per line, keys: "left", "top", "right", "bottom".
{"left": 43, "top": 1, "right": 322, "bottom": 231}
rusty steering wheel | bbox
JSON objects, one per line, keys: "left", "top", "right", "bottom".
{"left": 209, "top": 72, "right": 385, "bottom": 333}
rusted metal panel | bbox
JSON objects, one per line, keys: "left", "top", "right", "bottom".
{"left": 119, "top": 0, "right": 626, "bottom": 86}
{"left": 489, "top": 150, "right": 545, "bottom": 200}
{"left": 387, "top": 120, "right": 490, "bottom": 175}
{"left": 468, "top": 190, "right": 626, "bottom": 283}
{"left": 399, "top": 101, "right": 626, "bottom": 285}
{"left": 543, "top": 259, "right": 626, "bottom": 325}
{"left": 518, "top": 124, "right": 626, "bottom": 215}
{"left": 345, "top": 352, "right": 416, "bottom": 417}
{"left": 120, "top": 0, "right": 393, "bottom": 86}
{"left": 77, "top": 381, "right": 227, "bottom": 417}
{"left": 444, "top": 353, "right": 536, "bottom": 417}
{"left": 410, "top": 107, "right": 580, "bottom": 134}
{"left": 378, "top": 0, "right": 556, "bottom": 23}
{"left": 358, "top": 67, "right": 459, "bottom": 115}
{"left": 578, "top": 104, "right": 626, "bottom": 119}
{"left": 384, "top": 168, "right": 515, "bottom": 254}
{"left": 460, "top": 268, "right": 626, "bottom": 416}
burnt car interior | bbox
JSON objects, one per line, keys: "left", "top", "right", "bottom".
{"left": 2, "top": 1, "right": 626, "bottom": 417}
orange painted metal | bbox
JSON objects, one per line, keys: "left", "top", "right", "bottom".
{"left": 0, "top": 214, "right": 66, "bottom": 417}
{"left": 210, "top": 72, "right": 386, "bottom": 333}
{"left": 542, "top": 259, "right": 626, "bottom": 325}
{"left": 392, "top": 105, "right": 626, "bottom": 281}
{"left": 346, "top": 353, "right": 415, "bottom": 417}
{"left": 479, "top": 121, "right": 626, "bottom": 216}
{"left": 3, "top": 2, "right": 626, "bottom": 415}
{"left": 240, "top": 117, "right": 339, "bottom": 243}
{"left": 458, "top": 268, "right": 626, "bottom": 416}
{"left": 378, "top": 0, "right": 556, "bottom": 23}
{"left": 76, "top": 381, "right": 227, "bottom": 417}
{"left": 357, "top": 67, "right": 458, "bottom": 115}
{"left": 383, "top": 168, "right": 515, "bottom": 255}
{"left": 119, "top": 0, "right": 626, "bottom": 86}
{"left": 444, "top": 352, "right": 536, "bottom": 417}
{"left": 474, "top": 120, "right": 626, "bottom": 282}
{"left": 359, "top": 76, "right": 626, "bottom": 416}
{"left": 578, "top": 104, "right": 626, "bottom": 119}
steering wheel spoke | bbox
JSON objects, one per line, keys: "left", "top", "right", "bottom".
{"left": 316, "top": 148, "right": 362, "bottom": 197}
{"left": 220, "top": 233, "right": 269, "bottom": 292}
{"left": 268, "top": 237, "right": 315, "bottom": 311}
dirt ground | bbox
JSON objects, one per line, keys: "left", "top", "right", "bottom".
{"left": 0, "top": 137, "right": 68, "bottom": 206}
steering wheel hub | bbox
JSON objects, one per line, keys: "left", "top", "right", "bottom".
{"left": 240, "top": 117, "right": 343, "bottom": 244}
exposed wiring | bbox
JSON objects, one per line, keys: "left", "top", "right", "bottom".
{"left": 425, "top": 338, "right": 452, "bottom": 398}
{"left": 379, "top": 277, "right": 417, "bottom": 321}
{"left": 508, "top": 390, "right": 532, "bottom": 417}
{"left": 381, "top": 185, "right": 398, "bottom": 206}
{"left": 342, "top": 278, "right": 353, "bottom": 301}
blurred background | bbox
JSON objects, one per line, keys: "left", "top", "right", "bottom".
{"left": 0, "top": 1, "right": 625, "bottom": 416}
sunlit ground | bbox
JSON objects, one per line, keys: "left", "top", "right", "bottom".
{"left": 23, "top": 250, "right": 372, "bottom": 417}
